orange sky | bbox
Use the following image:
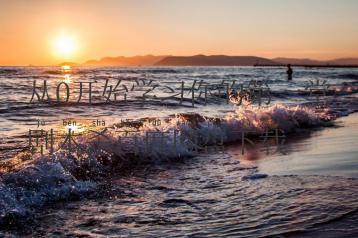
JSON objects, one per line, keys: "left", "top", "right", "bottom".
{"left": 1, "top": 0, "right": 358, "bottom": 66}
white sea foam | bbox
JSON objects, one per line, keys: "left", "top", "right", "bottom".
{"left": 0, "top": 158, "right": 95, "bottom": 227}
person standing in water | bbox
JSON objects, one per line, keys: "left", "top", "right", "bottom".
{"left": 286, "top": 64, "right": 293, "bottom": 80}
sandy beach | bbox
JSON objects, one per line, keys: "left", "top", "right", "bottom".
{"left": 229, "top": 113, "right": 358, "bottom": 178}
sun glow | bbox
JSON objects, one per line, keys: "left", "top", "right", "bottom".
{"left": 53, "top": 34, "right": 77, "bottom": 58}
{"left": 61, "top": 65, "right": 71, "bottom": 71}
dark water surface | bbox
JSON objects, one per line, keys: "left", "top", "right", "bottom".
{"left": 25, "top": 160, "right": 358, "bottom": 237}
{"left": 20, "top": 115, "right": 358, "bottom": 238}
{"left": 1, "top": 67, "right": 357, "bottom": 237}
{"left": 1, "top": 66, "right": 358, "bottom": 159}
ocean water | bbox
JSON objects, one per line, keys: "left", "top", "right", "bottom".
{"left": 20, "top": 154, "right": 358, "bottom": 237}
{"left": 0, "top": 66, "right": 357, "bottom": 158}
{"left": 0, "top": 66, "right": 358, "bottom": 236}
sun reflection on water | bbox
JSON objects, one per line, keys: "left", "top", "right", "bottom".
{"left": 62, "top": 74, "right": 72, "bottom": 84}
{"left": 59, "top": 119, "right": 108, "bottom": 137}
{"left": 61, "top": 122, "right": 86, "bottom": 135}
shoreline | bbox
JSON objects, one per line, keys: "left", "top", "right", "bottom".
{"left": 8, "top": 113, "right": 358, "bottom": 236}
{"left": 1, "top": 108, "right": 357, "bottom": 235}
{"left": 227, "top": 112, "right": 358, "bottom": 178}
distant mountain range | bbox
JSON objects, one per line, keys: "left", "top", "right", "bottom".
{"left": 62, "top": 55, "right": 358, "bottom": 66}
{"left": 155, "top": 55, "right": 278, "bottom": 66}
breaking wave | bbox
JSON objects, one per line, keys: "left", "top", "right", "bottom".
{"left": 0, "top": 103, "right": 337, "bottom": 227}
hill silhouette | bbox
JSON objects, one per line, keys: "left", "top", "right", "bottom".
{"left": 61, "top": 55, "right": 358, "bottom": 67}
{"left": 155, "top": 55, "right": 278, "bottom": 66}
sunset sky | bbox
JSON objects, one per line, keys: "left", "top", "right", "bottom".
{"left": 1, "top": 0, "right": 358, "bottom": 66}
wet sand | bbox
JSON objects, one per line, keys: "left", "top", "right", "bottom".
{"left": 231, "top": 113, "right": 358, "bottom": 178}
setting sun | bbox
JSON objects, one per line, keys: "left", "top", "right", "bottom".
{"left": 1, "top": 1, "right": 358, "bottom": 237}
{"left": 53, "top": 34, "right": 77, "bottom": 58}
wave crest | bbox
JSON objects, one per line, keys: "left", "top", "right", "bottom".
{"left": 0, "top": 104, "right": 330, "bottom": 228}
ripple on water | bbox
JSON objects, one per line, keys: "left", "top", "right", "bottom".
{"left": 22, "top": 154, "right": 358, "bottom": 238}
